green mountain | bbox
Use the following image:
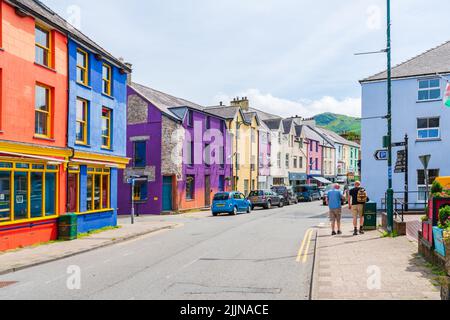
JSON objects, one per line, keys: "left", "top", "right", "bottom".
{"left": 314, "top": 113, "right": 361, "bottom": 135}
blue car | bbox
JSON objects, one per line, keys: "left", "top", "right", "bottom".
{"left": 212, "top": 192, "right": 252, "bottom": 216}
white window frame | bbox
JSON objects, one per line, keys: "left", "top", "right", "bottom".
{"left": 418, "top": 78, "right": 441, "bottom": 102}
{"left": 417, "top": 117, "right": 440, "bottom": 141}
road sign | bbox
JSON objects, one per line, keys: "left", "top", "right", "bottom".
{"left": 395, "top": 150, "right": 406, "bottom": 173}
{"left": 374, "top": 149, "right": 388, "bottom": 161}
{"left": 392, "top": 141, "right": 407, "bottom": 147}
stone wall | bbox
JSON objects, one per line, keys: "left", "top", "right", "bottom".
{"left": 127, "top": 94, "right": 148, "bottom": 125}
{"left": 162, "top": 116, "right": 183, "bottom": 180}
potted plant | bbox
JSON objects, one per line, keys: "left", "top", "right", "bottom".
{"left": 433, "top": 206, "right": 450, "bottom": 257}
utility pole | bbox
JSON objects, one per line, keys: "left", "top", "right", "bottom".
{"left": 386, "top": 0, "right": 394, "bottom": 233}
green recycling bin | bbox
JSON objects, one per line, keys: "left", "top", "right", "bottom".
{"left": 58, "top": 213, "right": 78, "bottom": 241}
{"left": 364, "top": 202, "right": 378, "bottom": 230}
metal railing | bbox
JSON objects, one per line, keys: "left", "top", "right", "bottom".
{"left": 382, "top": 191, "right": 427, "bottom": 221}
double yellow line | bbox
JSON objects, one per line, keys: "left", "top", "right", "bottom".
{"left": 296, "top": 228, "right": 314, "bottom": 263}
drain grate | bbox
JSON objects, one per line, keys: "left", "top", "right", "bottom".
{"left": 0, "top": 281, "right": 17, "bottom": 289}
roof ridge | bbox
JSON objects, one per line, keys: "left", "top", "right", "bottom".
{"left": 362, "top": 39, "right": 450, "bottom": 82}
{"left": 131, "top": 82, "right": 202, "bottom": 108}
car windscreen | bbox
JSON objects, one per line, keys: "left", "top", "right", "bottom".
{"left": 249, "top": 191, "right": 263, "bottom": 197}
{"left": 214, "top": 193, "right": 229, "bottom": 201}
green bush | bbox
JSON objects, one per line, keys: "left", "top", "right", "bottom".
{"left": 431, "top": 181, "right": 444, "bottom": 195}
{"left": 438, "top": 206, "right": 450, "bottom": 229}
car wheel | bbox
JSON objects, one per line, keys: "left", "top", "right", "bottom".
{"left": 279, "top": 201, "right": 284, "bottom": 208}
{"left": 231, "top": 206, "right": 238, "bottom": 216}
{"left": 267, "top": 201, "right": 272, "bottom": 209}
{"left": 213, "top": 212, "right": 218, "bottom": 217}
{"left": 247, "top": 206, "right": 251, "bottom": 214}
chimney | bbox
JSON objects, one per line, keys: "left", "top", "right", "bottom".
{"left": 230, "top": 96, "right": 250, "bottom": 111}
{"left": 125, "top": 62, "right": 133, "bottom": 85}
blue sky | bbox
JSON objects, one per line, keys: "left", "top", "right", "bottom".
{"left": 43, "top": 0, "right": 450, "bottom": 117}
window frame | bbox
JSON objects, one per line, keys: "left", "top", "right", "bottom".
{"left": 102, "top": 64, "right": 112, "bottom": 96}
{"left": 417, "top": 117, "right": 440, "bottom": 141}
{"left": 417, "top": 169, "right": 440, "bottom": 202}
{"left": 35, "top": 84, "right": 51, "bottom": 138}
{"left": 76, "top": 49, "right": 89, "bottom": 86}
{"left": 186, "top": 175, "right": 195, "bottom": 200}
{"left": 75, "top": 98, "right": 88, "bottom": 145}
{"left": 67, "top": 166, "right": 80, "bottom": 213}
{"left": 0, "top": 160, "right": 59, "bottom": 226}
{"left": 418, "top": 78, "right": 441, "bottom": 102}
{"left": 35, "top": 24, "right": 52, "bottom": 68}
{"left": 85, "top": 167, "right": 111, "bottom": 214}
{"left": 101, "top": 107, "right": 112, "bottom": 149}
{"left": 133, "top": 141, "right": 147, "bottom": 168}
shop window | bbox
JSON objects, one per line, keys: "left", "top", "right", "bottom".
{"left": 30, "top": 172, "right": 43, "bottom": 218}
{"left": 101, "top": 108, "right": 112, "bottom": 149}
{"left": 35, "top": 25, "right": 51, "bottom": 67}
{"left": 14, "top": 172, "right": 28, "bottom": 220}
{"left": 0, "top": 171, "right": 11, "bottom": 222}
{"left": 76, "top": 98, "right": 88, "bottom": 144}
{"left": 186, "top": 175, "right": 195, "bottom": 200}
{"left": 102, "top": 64, "right": 112, "bottom": 95}
{"left": 133, "top": 181, "right": 148, "bottom": 201}
{"left": 45, "top": 173, "right": 56, "bottom": 216}
{"left": 76, "top": 49, "right": 89, "bottom": 85}
{"left": 86, "top": 168, "right": 110, "bottom": 212}
{"left": 35, "top": 84, "right": 51, "bottom": 137}
{"left": 133, "top": 141, "right": 146, "bottom": 168}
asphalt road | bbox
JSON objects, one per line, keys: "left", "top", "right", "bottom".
{"left": 0, "top": 201, "right": 328, "bottom": 300}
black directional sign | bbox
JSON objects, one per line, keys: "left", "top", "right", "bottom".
{"left": 395, "top": 150, "right": 407, "bottom": 173}
{"left": 392, "top": 142, "right": 407, "bottom": 147}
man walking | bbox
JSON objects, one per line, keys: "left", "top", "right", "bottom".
{"left": 326, "top": 184, "right": 344, "bottom": 236}
{"left": 348, "top": 181, "right": 369, "bottom": 236}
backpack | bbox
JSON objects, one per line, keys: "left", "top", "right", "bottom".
{"left": 357, "top": 188, "right": 368, "bottom": 204}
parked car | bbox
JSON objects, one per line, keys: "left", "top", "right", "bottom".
{"left": 323, "top": 184, "right": 350, "bottom": 206}
{"left": 271, "top": 186, "right": 298, "bottom": 205}
{"left": 295, "top": 185, "right": 321, "bottom": 202}
{"left": 212, "top": 192, "right": 252, "bottom": 216}
{"left": 248, "top": 190, "right": 284, "bottom": 210}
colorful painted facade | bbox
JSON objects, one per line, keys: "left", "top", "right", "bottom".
{"left": 0, "top": 0, "right": 70, "bottom": 250}
{"left": 118, "top": 82, "right": 231, "bottom": 215}
{"left": 66, "top": 38, "right": 130, "bottom": 233}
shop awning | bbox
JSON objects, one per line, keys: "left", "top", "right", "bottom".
{"left": 70, "top": 158, "right": 120, "bottom": 168}
{"left": 0, "top": 151, "right": 67, "bottom": 163}
{"left": 313, "top": 177, "right": 333, "bottom": 184}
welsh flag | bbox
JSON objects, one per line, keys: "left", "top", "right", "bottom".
{"left": 444, "top": 82, "right": 450, "bottom": 107}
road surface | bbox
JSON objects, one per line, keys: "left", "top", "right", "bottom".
{"left": 0, "top": 201, "right": 328, "bottom": 300}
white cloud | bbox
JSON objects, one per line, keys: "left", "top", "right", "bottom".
{"left": 214, "top": 89, "right": 361, "bottom": 118}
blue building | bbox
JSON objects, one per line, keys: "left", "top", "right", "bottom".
{"left": 361, "top": 41, "right": 450, "bottom": 209}
{"left": 66, "top": 37, "right": 131, "bottom": 233}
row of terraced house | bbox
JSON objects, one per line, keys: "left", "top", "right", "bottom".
{"left": 0, "top": 0, "right": 360, "bottom": 251}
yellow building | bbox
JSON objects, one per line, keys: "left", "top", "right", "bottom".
{"left": 205, "top": 98, "right": 260, "bottom": 195}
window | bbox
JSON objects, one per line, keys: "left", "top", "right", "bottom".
{"left": 133, "top": 141, "right": 147, "bottom": 168}
{"left": 133, "top": 181, "right": 148, "bottom": 201}
{"left": 76, "top": 99, "right": 88, "bottom": 144}
{"left": 205, "top": 143, "right": 211, "bottom": 167}
{"left": 310, "top": 141, "right": 313, "bottom": 152}
{"left": 186, "top": 141, "right": 194, "bottom": 166}
{"left": 101, "top": 108, "right": 112, "bottom": 149}
{"left": 277, "top": 153, "right": 281, "bottom": 169}
{"left": 299, "top": 157, "right": 303, "bottom": 169}
{"left": 285, "top": 154, "right": 290, "bottom": 169}
{"left": 278, "top": 133, "right": 281, "bottom": 144}
{"left": 35, "top": 84, "right": 51, "bottom": 137}
{"left": 293, "top": 157, "right": 298, "bottom": 169}
{"left": 102, "top": 64, "right": 112, "bottom": 95}
{"left": 86, "top": 167, "right": 110, "bottom": 212}
{"left": 186, "top": 175, "right": 195, "bottom": 200}
{"left": 35, "top": 25, "right": 51, "bottom": 67}
{"left": 0, "top": 162, "right": 58, "bottom": 224}
{"left": 418, "top": 79, "right": 440, "bottom": 101}
{"left": 251, "top": 129, "right": 256, "bottom": 143}
{"left": 309, "top": 158, "right": 313, "bottom": 171}
{"left": 417, "top": 117, "right": 440, "bottom": 140}
{"left": 206, "top": 117, "right": 211, "bottom": 130}
{"left": 316, "top": 142, "right": 319, "bottom": 153}
{"left": 76, "top": 49, "right": 88, "bottom": 85}
{"left": 417, "top": 169, "right": 440, "bottom": 201}
{"left": 187, "top": 110, "right": 194, "bottom": 127}
{"left": 316, "top": 158, "right": 319, "bottom": 170}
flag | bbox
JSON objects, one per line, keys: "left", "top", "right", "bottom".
{"left": 444, "top": 82, "right": 450, "bottom": 107}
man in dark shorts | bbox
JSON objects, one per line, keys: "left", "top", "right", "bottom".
{"left": 348, "top": 181, "right": 369, "bottom": 236}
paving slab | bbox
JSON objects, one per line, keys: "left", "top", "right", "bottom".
{"left": 312, "top": 222, "right": 441, "bottom": 300}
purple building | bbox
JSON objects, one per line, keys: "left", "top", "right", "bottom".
{"left": 118, "top": 82, "right": 232, "bottom": 215}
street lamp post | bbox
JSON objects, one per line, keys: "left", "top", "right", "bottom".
{"left": 386, "top": 0, "right": 394, "bottom": 233}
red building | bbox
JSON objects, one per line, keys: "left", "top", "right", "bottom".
{"left": 0, "top": 0, "right": 70, "bottom": 251}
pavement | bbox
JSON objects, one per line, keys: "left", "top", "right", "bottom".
{"left": 312, "top": 209, "right": 441, "bottom": 300}
{"left": 0, "top": 217, "right": 178, "bottom": 276}
{"left": 0, "top": 202, "right": 324, "bottom": 300}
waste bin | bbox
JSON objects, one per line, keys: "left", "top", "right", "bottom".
{"left": 58, "top": 213, "right": 78, "bottom": 241}
{"left": 364, "top": 202, "right": 377, "bottom": 230}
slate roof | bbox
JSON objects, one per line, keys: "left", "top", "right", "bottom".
{"left": 315, "top": 127, "right": 360, "bottom": 148}
{"left": 263, "top": 118, "right": 283, "bottom": 131}
{"left": 10, "top": 0, "right": 131, "bottom": 72}
{"left": 248, "top": 107, "right": 281, "bottom": 121}
{"left": 361, "top": 40, "right": 450, "bottom": 82}
{"left": 203, "top": 106, "right": 240, "bottom": 120}
{"left": 282, "top": 119, "right": 295, "bottom": 134}
{"left": 300, "top": 125, "right": 333, "bottom": 147}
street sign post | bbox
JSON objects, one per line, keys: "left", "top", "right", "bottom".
{"left": 374, "top": 149, "right": 388, "bottom": 161}
{"left": 419, "top": 155, "right": 432, "bottom": 204}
